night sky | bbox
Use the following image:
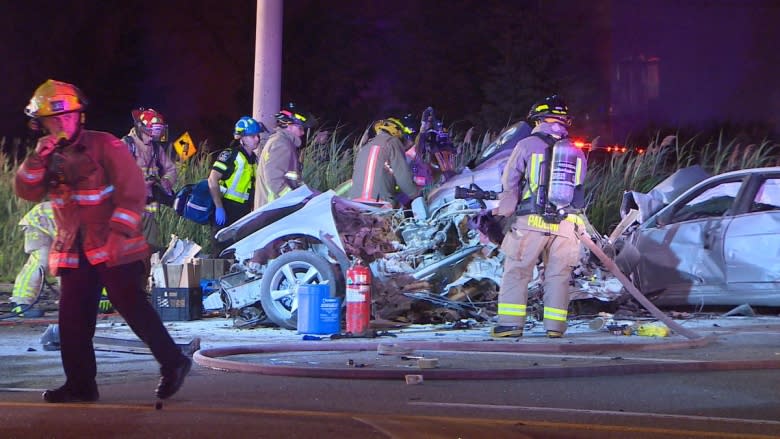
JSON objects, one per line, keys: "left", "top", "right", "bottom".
{"left": 1, "top": 0, "right": 779, "bottom": 149}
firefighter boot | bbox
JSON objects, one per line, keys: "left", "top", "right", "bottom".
{"left": 546, "top": 330, "right": 564, "bottom": 338}
{"left": 491, "top": 325, "right": 523, "bottom": 338}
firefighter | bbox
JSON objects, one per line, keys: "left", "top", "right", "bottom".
{"left": 16, "top": 79, "right": 191, "bottom": 403}
{"left": 11, "top": 202, "right": 113, "bottom": 318}
{"left": 255, "top": 104, "right": 311, "bottom": 209}
{"left": 349, "top": 117, "right": 420, "bottom": 207}
{"left": 492, "top": 95, "right": 588, "bottom": 338}
{"left": 123, "top": 108, "right": 178, "bottom": 253}
{"left": 208, "top": 116, "right": 266, "bottom": 227}
{"left": 10, "top": 202, "right": 55, "bottom": 317}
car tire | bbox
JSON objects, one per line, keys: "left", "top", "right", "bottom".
{"left": 260, "top": 250, "right": 337, "bottom": 329}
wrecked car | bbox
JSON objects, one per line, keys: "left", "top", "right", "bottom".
{"left": 213, "top": 184, "right": 502, "bottom": 329}
{"left": 615, "top": 166, "right": 780, "bottom": 307}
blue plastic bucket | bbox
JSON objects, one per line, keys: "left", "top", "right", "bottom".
{"left": 297, "top": 284, "right": 341, "bottom": 335}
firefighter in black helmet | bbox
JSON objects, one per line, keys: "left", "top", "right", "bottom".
{"left": 491, "top": 95, "right": 588, "bottom": 339}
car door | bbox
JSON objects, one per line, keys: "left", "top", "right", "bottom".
{"left": 723, "top": 174, "right": 780, "bottom": 305}
{"left": 634, "top": 177, "right": 744, "bottom": 305}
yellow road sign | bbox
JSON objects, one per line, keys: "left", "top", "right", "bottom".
{"left": 173, "top": 132, "right": 197, "bottom": 160}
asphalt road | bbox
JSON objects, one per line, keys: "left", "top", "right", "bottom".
{"left": 1, "top": 316, "right": 779, "bottom": 438}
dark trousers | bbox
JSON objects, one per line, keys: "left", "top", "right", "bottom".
{"left": 58, "top": 254, "right": 184, "bottom": 388}
{"left": 210, "top": 198, "right": 252, "bottom": 256}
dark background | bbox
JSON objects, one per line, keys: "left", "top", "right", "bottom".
{"left": 1, "top": 0, "right": 778, "bottom": 149}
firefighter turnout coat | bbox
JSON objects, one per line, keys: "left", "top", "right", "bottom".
{"left": 255, "top": 128, "right": 301, "bottom": 208}
{"left": 123, "top": 134, "right": 178, "bottom": 214}
{"left": 495, "top": 122, "right": 587, "bottom": 334}
{"left": 349, "top": 132, "right": 419, "bottom": 206}
{"left": 15, "top": 130, "right": 149, "bottom": 275}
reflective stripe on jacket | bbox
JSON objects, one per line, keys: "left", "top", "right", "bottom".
{"left": 348, "top": 132, "right": 419, "bottom": 205}
{"left": 15, "top": 130, "right": 150, "bottom": 275}
{"left": 219, "top": 149, "right": 255, "bottom": 203}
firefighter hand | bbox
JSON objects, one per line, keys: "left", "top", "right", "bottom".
{"left": 35, "top": 135, "right": 61, "bottom": 158}
{"left": 98, "top": 298, "right": 113, "bottom": 313}
{"left": 215, "top": 207, "right": 226, "bottom": 226}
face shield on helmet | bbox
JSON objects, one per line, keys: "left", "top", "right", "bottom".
{"left": 132, "top": 108, "right": 167, "bottom": 141}
{"left": 527, "top": 95, "right": 572, "bottom": 126}
{"left": 25, "top": 79, "right": 87, "bottom": 118}
{"left": 233, "top": 116, "right": 267, "bottom": 139}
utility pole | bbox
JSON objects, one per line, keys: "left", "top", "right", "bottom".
{"left": 253, "top": 0, "right": 283, "bottom": 129}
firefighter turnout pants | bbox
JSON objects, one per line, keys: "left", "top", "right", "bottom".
{"left": 11, "top": 248, "right": 48, "bottom": 306}
{"left": 497, "top": 220, "right": 580, "bottom": 334}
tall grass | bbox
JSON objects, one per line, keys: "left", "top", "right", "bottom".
{"left": 584, "top": 132, "right": 779, "bottom": 234}
{"left": 0, "top": 130, "right": 777, "bottom": 281}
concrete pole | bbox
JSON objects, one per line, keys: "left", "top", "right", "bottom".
{"left": 253, "top": 0, "right": 283, "bottom": 130}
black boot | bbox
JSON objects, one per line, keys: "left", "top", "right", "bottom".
{"left": 43, "top": 382, "right": 99, "bottom": 403}
{"left": 156, "top": 357, "right": 191, "bottom": 399}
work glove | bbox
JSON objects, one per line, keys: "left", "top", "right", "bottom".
{"left": 99, "top": 288, "right": 113, "bottom": 313}
{"left": 98, "top": 298, "right": 113, "bottom": 313}
{"left": 215, "top": 207, "right": 227, "bottom": 226}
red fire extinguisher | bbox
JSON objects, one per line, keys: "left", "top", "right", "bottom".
{"left": 346, "top": 261, "right": 371, "bottom": 335}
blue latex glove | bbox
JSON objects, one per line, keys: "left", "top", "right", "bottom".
{"left": 215, "top": 207, "right": 227, "bottom": 226}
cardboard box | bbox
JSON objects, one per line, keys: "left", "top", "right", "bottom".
{"left": 178, "top": 262, "right": 201, "bottom": 288}
{"left": 164, "top": 264, "right": 183, "bottom": 289}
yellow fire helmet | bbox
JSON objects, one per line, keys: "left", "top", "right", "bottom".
{"left": 25, "top": 79, "right": 87, "bottom": 118}
{"left": 373, "top": 118, "right": 412, "bottom": 138}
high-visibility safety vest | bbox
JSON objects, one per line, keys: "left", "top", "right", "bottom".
{"left": 214, "top": 149, "right": 255, "bottom": 204}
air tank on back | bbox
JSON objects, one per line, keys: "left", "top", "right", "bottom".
{"left": 547, "top": 138, "right": 579, "bottom": 209}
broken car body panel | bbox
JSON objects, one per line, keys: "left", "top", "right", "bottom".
{"left": 618, "top": 166, "right": 780, "bottom": 307}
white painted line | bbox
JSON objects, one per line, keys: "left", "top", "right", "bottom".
{"left": 410, "top": 401, "right": 780, "bottom": 426}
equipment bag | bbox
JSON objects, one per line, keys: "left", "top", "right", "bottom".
{"left": 173, "top": 179, "right": 214, "bottom": 224}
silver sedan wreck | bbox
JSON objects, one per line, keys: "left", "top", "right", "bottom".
{"left": 616, "top": 166, "right": 780, "bottom": 307}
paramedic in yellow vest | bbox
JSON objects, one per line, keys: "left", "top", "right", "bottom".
{"left": 492, "top": 95, "right": 588, "bottom": 339}
{"left": 10, "top": 202, "right": 55, "bottom": 317}
{"left": 208, "top": 116, "right": 266, "bottom": 228}
{"left": 255, "top": 104, "right": 310, "bottom": 209}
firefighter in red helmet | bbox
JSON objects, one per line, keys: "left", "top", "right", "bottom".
{"left": 16, "top": 79, "right": 191, "bottom": 403}
{"left": 123, "top": 108, "right": 178, "bottom": 253}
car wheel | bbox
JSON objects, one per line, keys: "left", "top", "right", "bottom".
{"left": 260, "top": 250, "right": 337, "bottom": 329}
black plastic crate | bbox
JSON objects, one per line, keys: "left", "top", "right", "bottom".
{"left": 152, "top": 287, "right": 202, "bottom": 321}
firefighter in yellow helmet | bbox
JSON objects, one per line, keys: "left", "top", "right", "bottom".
{"left": 255, "top": 104, "right": 311, "bottom": 209}
{"left": 491, "top": 95, "right": 588, "bottom": 339}
{"left": 349, "top": 117, "right": 419, "bottom": 207}
{"left": 17, "top": 79, "right": 191, "bottom": 403}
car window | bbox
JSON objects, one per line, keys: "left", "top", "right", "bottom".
{"left": 750, "top": 178, "right": 780, "bottom": 213}
{"left": 669, "top": 181, "right": 741, "bottom": 223}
